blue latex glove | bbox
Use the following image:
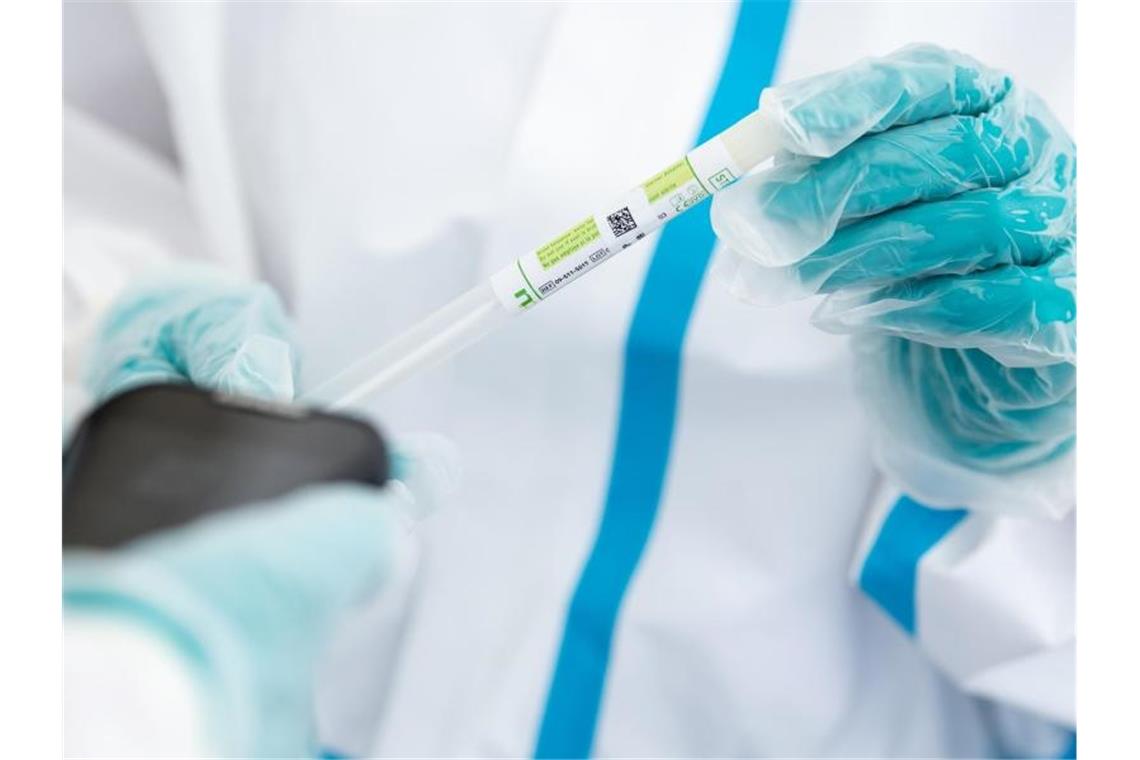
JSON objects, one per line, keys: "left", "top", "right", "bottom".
{"left": 67, "top": 265, "right": 437, "bottom": 755}
{"left": 711, "top": 45, "right": 1075, "bottom": 514}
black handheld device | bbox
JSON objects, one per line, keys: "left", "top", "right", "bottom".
{"left": 63, "top": 384, "right": 389, "bottom": 548}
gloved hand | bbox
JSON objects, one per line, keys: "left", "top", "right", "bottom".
{"left": 65, "top": 483, "right": 415, "bottom": 757}
{"left": 711, "top": 44, "right": 1075, "bottom": 516}
{"left": 86, "top": 263, "right": 298, "bottom": 403}
{"left": 82, "top": 264, "right": 459, "bottom": 511}
{"left": 66, "top": 265, "right": 447, "bottom": 755}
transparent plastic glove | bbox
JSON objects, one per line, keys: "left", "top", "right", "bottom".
{"left": 711, "top": 44, "right": 1075, "bottom": 515}
{"left": 64, "top": 483, "right": 416, "bottom": 757}
{"left": 853, "top": 336, "right": 1075, "bottom": 515}
{"left": 86, "top": 264, "right": 298, "bottom": 402}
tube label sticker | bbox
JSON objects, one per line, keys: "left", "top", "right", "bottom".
{"left": 490, "top": 135, "right": 745, "bottom": 312}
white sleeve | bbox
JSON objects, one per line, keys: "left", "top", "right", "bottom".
{"left": 65, "top": 613, "right": 213, "bottom": 757}
{"left": 919, "top": 508, "right": 1075, "bottom": 725}
{"left": 852, "top": 480, "right": 1075, "bottom": 737}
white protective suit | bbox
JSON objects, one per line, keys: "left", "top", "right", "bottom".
{"left": 64, "top": 2, "right": 1075, "bottom": 757}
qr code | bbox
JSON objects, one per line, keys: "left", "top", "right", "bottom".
{"left": 606, "top": 207, "right": 637, "bottom": 237}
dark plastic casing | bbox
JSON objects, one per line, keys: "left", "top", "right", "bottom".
{"left": 63, "top": 384, "right": 389, "bottom": 548}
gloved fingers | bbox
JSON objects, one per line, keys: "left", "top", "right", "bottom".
{"left": 814, "top": 257, "right": 1076, "bottom": 367}
{"left": 712, "top": 87, "right": 1070, "bottom": 269}
{"left": 949, "top": 348, "right": 1077, "bottom": 412}
{"left": 118, "top": 482, "right": 414, "bottom": 643}
{"left": 787, "top": 184, "right": 1073, "bottom": 295}
{"left": 911, "top": 345, "right": 1075, "bottom": 439}
{"left": 759, "top": 43, "right": 1011, "bottom": 159}
{"left": 87, "top": 265, "right": 298, "bottom": 403}
{"left": 858, "top": 337, "right": 1075, "bottom": 474}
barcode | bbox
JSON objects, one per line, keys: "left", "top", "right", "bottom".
{"left": 606, "top": 207, "right": 637, "bottom": 237}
